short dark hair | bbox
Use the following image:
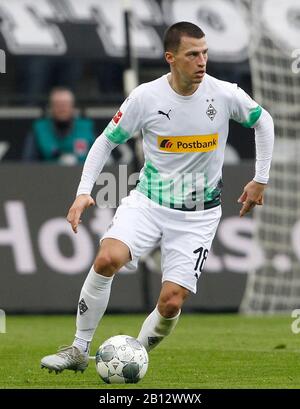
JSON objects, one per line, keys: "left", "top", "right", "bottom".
{"left": 163, "top": 22, "right": 205, "bottom": 53}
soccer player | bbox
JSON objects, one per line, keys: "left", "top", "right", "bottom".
{"left": 41, "top": 22, "right": 274, "bottom": 373}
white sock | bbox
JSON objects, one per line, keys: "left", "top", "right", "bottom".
{"left": 137, "top": 306, "right": 181, "bottom": 352}
{"left": 73, "top": 336, "right": 91, "bottom": 354}
{"left": 73, "top": 266, "right": 113, "bottom": 350}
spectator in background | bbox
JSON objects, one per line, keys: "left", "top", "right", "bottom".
{"left": 22, "top": 87, "right": 95, "bottom": 164}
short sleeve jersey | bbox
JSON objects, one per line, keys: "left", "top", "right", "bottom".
{"left": 104, "top": 73, "right": 262, "bottom": 210}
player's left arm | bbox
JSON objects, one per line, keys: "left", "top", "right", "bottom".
{"left": 229, "top": 85, "right": 274, "bottom": 217}
{"left": 238, "top": 107, "right": 274, "bottom": 217}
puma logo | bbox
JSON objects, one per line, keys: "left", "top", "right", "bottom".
{"left": 158, "top": 109, "right": 171, "bottom": 120}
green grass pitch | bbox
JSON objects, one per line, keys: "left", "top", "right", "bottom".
{"left": 0, "top": 313, "right": 299, "bottom": 389}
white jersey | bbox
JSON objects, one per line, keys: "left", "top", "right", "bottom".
{"left": 104, "top": 73, "right": 262, "bottom": 210}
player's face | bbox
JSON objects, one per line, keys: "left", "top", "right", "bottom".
{"left": 166, "top": 36, "right": 208, "bottom": 86}
{"left": 50, "top": 91, "right": 75, "bottom": 121}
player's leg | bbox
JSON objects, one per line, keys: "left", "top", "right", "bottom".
{"left": 137, "top": 281, "right": 189, "bottom": 351}
{"left": 137, "top": 204, "right": 222, "bottom": 352}
{"left": 41, "top": 190, "right": 162, "bottom": 373}
{"left": 40, "top": 238, "right": 130, "bottom": 373}
{"left": 72, "top": 238, "right": 130, "bottom": 352}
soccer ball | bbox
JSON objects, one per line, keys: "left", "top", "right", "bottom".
{"left": 95, "top": 335, "right": 148, "bottom": 384}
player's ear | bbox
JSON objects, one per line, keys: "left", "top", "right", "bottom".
{"left": 165, "top": 51, "right": 175, "bottom": 65}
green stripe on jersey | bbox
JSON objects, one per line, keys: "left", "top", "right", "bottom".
{"left": 137, "top": 161, "right": 163, "bottom": 204}
{"left": 241, "top": 105, "right": 262, "bottom": 128}
{"left": 104, "top": 122, "right": 131, "bottom": 144}
{"left": 136, "top": 161, "right": 221, "bottom": 210}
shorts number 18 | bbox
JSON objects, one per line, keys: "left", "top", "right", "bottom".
{"left": 193, "top": 247, "right": 208, "bottom": 272}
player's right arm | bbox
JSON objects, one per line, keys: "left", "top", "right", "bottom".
{"left": 66, "top": 132, "right": 117, "bottom": 233}
{"left": 67, "top": 88, "right": 144, "bottom": 233}
{"left": 67, "top": 194, "right": 95, "bottom": 233}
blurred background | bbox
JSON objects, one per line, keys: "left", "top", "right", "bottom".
{"left": 0, "top": 0, "right": 299, "bottom": 314}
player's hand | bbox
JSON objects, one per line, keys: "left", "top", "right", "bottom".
{"left": 67, "top": 194, "right": 95, "bottom": 233}
{"left": 238, "top": 180, "right": 266, "bottom": 217}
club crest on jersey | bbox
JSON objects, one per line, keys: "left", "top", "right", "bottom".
{"left": 206, "top": 103, "right": 217, "bottom": 121}
{"left": 158, "top": 134, "right": 218, "bottom": 153}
